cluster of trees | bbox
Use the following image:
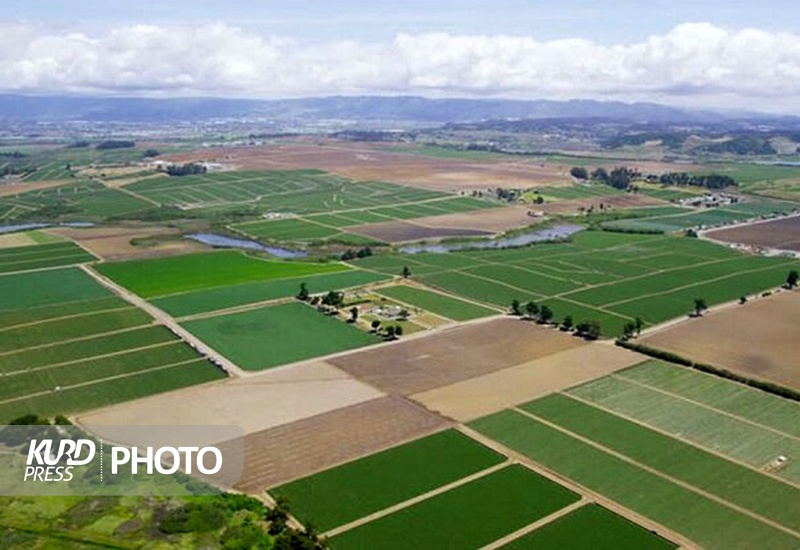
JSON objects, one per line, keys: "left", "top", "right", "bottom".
{"left": 166, "top": 163, "right": 208, "bottom": 176}
{"left": 510, "top": 299, "right": 602, "bottom": 339}
{"left": 590, "top": 167, "right": 640, "bottom": 190}
{"left": 95, "top": 140, "right": 135, "bottom": 150}
{"left": 651, "top": 172, "right": 737, "bottom": 189}
{"left": 340, "top": 247, "right": 373, "bottom": 261}
{"left": 159, "top": 494, "right": 326, "bottom": 549}
{"left": 495, "top": 187, "right": 522, "bottom": 202}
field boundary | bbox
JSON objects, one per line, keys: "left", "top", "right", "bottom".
{"left": 616, "top": 340, "right": 800, "bottom": 402}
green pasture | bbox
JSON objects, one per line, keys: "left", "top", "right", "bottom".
{"left": 0, "top": 241, "right": 95, "bottom": 274}
{"left": 499, "top": 504, "right": 676, "bottom": 550}
{"left": 95, "top": 250, "right": 349, "bottom": 298}
{"left": 330, "top": 465, "right": 579, "bottom": 550}
{"left": 0, "top": 268, "right": 110, "bottom": 312}
{"left": 182, "top": 302, "right": 380, "bottom": 370}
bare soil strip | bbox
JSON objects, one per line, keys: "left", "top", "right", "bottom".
{"left": 328, "top": 318, "right": 585, "bottom": 396}
{"left": 412, "top": 343, "right": 642, "bottom": 422}
{"left": 77, "top": 361, "right": 383, "bottom": 436}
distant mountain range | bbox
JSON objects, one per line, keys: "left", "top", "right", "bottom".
{"left": 0, "top": 94, "right": 794, "bottom": 125}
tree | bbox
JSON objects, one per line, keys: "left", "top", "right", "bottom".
{"left": 570, "top": 166, "right": 588, "bottom": 180}
{"left": 537, "top": 305, "right": 554, "bottom": 324}
{"left": 693, "top": 297, "right": 708, "bottom": 317}
{"left": 786, "top": 270, "right": 799, "bottom": 288}
{"left": 575, "top": 320, "right": 601, "bottom": 340}
{"left": 622, "top": 321, "right": 637, "bottom": 340}
{"left": 402, "top": 266, "right": 411, "bottom": 279}
{"left": 296, "top": 283, "right": 309, "bottom": 301}
{"left": 371, "top": 319, "right": 381, "bottom": 332}
{"left": 739, "top": 295, "right": 748, "bottom": 305}
{"left": 384, "top": 326, "right": 397, "bottom": 340}
{"left": 561, "top": 315, "right": 573, "bottom": 331}
{"left": 349, "top": 307, "right": 359, "bottom": 323}
{"left": 394, "top": 326, "right": 404, "bottom": 338}
{"left": 510, "top": 299, "right": 522, "bottom": 316}
{"left": 321, "top": 290, "right": 344, "bottom": 308}
{"left": 524, "top": 301, "right": 540, "bottom": 320}
{"left": 634, "top": 317, "right": 644, "bottom": 336}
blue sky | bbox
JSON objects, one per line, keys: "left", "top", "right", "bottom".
{"left": 2, "top": 1, "right": 800, "bottom": 111}
{"left": 10, "top": 0, "right": 799, "bottom": 43}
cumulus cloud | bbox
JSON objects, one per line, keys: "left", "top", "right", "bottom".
{"left": 0, "top": 21, "right": 799, "bottom": 110}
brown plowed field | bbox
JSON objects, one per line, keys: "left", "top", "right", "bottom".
{"left": 641, "top": 290, "right": 800, "bottom": 390}
{"left": 705, "top": 215, "right": 800, "bottom": 252}
{"left": 231, "top": 396, "right": 448, "bottom": 492}
{"left": 412, "top": 343, "right": 643, "bottom": 422}
{"left": 46, "top": 225, "right": 206, "bottom": 260}
{"left": 349, "top": 221, "right": 491, "bottom": 243}
{"left": 327, "top": 318, "right": 586, "bottom": 395}
{"left": 164, "top": 143, "right": 573, "bottom": 191}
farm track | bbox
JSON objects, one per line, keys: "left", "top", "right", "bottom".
{"left": 80, "top": 265, "right": 247, "bottom": 378}
{"left": 479, "top": 499, "right": 588, "bottom": 550}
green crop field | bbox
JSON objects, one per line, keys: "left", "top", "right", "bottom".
{"left": 0, "top": 267, "right": 111, "bottom": 312}
{"left": 0, "top": 359, "right": 223, "bottom": 422}
{"left": 0, "top": 326, "right": 176, "bottom": 373}
{"left": 499, "top": 504, "right": 676, "bottom": 550}
{"left": 231, "top": 195, "right": 498, "bottom": 245}
{"left": 330, "top": 465, "right": 579, "bottom": 550}
{"left": 353, "top": 231, "right": 798, "bottom": 335}
{"left": 522, "top": 394, "right": 800, "bottom": 532}
{"left": 271, "top": 429, "right": 505, "bottom": 531}
{"left": 470, "top": 410, "right": 800, "bottom": 550}
{"left": 568, "top": 363, "right": 800, "bottom": 483}
{"left": 154, "top": 269, "right": 389, "bottom": 317}
{"left": 95, "top": 250, "right": 349, "bottom": 298}
{"left": 182, "top": 302, "right": 380, "bottom": 370}
{"left": 0, "top": 181, "right": 151, "bottom": 222}
{"left": 374, "top": 285, "right": 497, "bottom": 321}
{"left": 0, "top": 241, "right": 95, "bottom": 274}
{"left": 615, "top": 362, "right": 800, "bottom": 437}
{"left": 0, "top": 276, "right": 225, "bottom": 422}
{"left": 125, "top": 170, "right": 447, "bottom": 212}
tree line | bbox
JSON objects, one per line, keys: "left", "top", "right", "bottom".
{"left": 571, "top": 165, "right": 737, "bottom": 190}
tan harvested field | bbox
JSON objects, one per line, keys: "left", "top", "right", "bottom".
{"left": 328, "top": 318, "right": 586, "bottom": 395}
{"left": 165, "top": 143, "right": 573, "bottom": 191}
{"left": 232, "top": 396, "right": 448, "bottom": 492}
{"left": 705, "top": 215, "right": 800, "bottom": 252}
{"left": 349, "top": 220, "right": 491, "bottom": 243}
{"left": 641, "top": 290, "right": 800, "bottom": 390}
{"left": 412, "top": 343, "right": 644, "bottom": 422}
{"left": 0, "top": 178, "right": 76, "bottom": 197}
{"left": 46, "top": 225, "right": 206, "bottom": 260}
{"left": 0, "top": 232, "right": 37, "bottom": 249}
{"left": 76, "top": 361, "right": 384, "bottom": 435}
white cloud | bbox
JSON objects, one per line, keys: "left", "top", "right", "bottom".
{"left": 0, "top": 21, "right": 799, "bottom": 111}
